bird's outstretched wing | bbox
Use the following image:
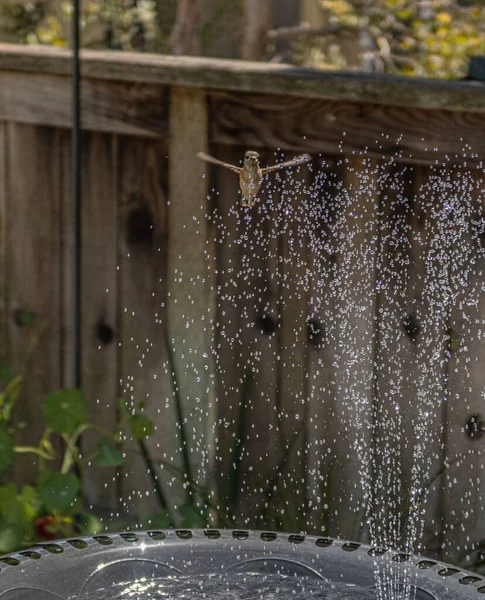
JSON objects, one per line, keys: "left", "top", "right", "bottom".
{"left": 261, "top": 153, "right": 311, "bottom": 174}
{"left": 197, "top": 152, "right": 241, "bottom": 174}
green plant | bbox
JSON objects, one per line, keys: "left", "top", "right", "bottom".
{"left": 141, "top": 335, "right": 315, "bottom": 532}
{"left": 0, "top": 362, "right": 162, "bottom": 552}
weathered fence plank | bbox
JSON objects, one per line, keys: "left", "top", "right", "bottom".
{"left": 6, "top": 124, "right": 62, "bottom": 484}
{"left": 0, "top": 72, "right": 168, "bottom": 138}
{"left": 77, "top": 132, "right": 119, "bottom": 511}
{"left": 2, "top": 44, "right": 485, "bottom": 111}
{"left": 371, "top": 163, "right": 442, "bottom": 553}
{"left": 210, "top": 92, "right": 485, "bottom": 166}
{"left": 444, "top": 168, "right": 485, "bottom": 563}
{"left": 372, "top": 162, "right": 413, "bottom": 551}
{"left": 329, "top": 155, "right": 379, "bottom": 541}
{"left": 408, "top": 165, "right": 455, "bottom": 559}
{"left": 235, "top": 156, "right": 282, "bottom": 525}
{"left": 235, "top": 184, "right": 273, "bottom": 524}
{"left": 277, "top": 165, "right": 310, "bottom": 530}
{"left": 117, "top": 135, "right": 176, "bottom": 520}
{"left": 305, "top": 156, "right": 341, "bottom": 537}
{"left": 58, "top": 130, "right": 76, "bottom": 392}
{"left": 211, "top": 145, "right": 245, "bottom": 525}
{"left": 167, "top": 86, "right": 212, "bottom": 492}
{"left": 250, "top": 175, "right": 280, "bottom": 529}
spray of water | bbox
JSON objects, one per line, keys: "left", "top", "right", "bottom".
{"left": 115, "top": 145, "right": 485, "bottom": 599}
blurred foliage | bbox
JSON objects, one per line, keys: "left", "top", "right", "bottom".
{"left": 0, "top": 0, "right": 164, "bottom": 51}
{"left": 0, "top": 2, "right": 48, "bottom": 44}
{"left": 0, "top": 0, "right": 242, "bottom": 55}
{"left": 0, "top": 361, "right": 156, "bottom": 552}
{"left": 0, "top": 366, "right": 114, "bottom": 551}
{"left": 0, "top": 351, "right": 213, "bottom": 552}
{"left": 1, "top": 0, "right": 485, "bottom": 77}
{"left": 296, "top": 0, "right": 485, "bottom": 78}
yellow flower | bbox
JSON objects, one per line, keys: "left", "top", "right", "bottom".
{"left": 436, "top": 12, "right": 452, "bottom": 25}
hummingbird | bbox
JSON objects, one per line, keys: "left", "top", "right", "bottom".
{"left": 197, "top": 150, "right": 311, "bottom": 207}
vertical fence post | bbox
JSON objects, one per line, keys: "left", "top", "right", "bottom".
{"left": 167, "top": 86, "right": 213, "bottom": 495}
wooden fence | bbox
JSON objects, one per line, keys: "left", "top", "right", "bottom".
{"left": 1, "top": 43, "right": 485, "bottom": 564}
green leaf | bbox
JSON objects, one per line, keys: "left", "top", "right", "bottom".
{"left": 97, "top": 437, "right": 124, "bottom": 467}
{"left": 75, "top": 512, "right": 102, "bottom": 535}
{"left": 1, "top": 376, "right": 23, "bottom": 418}
{"left": 164, "top": 330, "right": 192, "bottom": 487}
{"left": 0, "top": 518, "right": 24, "bottom": 554}
{"left": 117, "top": 397, "right": 128, "bottom": 412}
{"left": 68, "top": 495, "right": 84, "bottom": 515}
{"left": 0, "top": 423, "right": 14, "bottom": 474}
{"left": 0, "top": 484, "right": 26, "bottom": 527}
{"left": 43, "top": 389, "right": 88, "bottom": 435}
{"left": 38, "top": 470, "right": 80, "bottom": 512}
{"left": 0, "top": 363, "right": 13, "bottom": 383}
{"left": 19, "top": 485, "right": 42, "bottom": 521}
{"left": 129, "top": 414, "right": 155, "bottom": 440}
{"left": 178, "top": 503, "right": 207, "bottom": 528}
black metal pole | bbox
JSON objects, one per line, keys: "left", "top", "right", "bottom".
{"left": 72, "top": 0, "right": 82, "bottom": 390}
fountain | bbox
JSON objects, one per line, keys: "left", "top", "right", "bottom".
{"left": 0, "top": 529, "right": 483, "bottom": 599}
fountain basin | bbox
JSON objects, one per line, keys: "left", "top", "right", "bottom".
{"left": 0, "top": 529, "right": 482, "bottom": 599}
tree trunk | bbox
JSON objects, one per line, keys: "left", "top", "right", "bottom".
{"left": 154, "top": 0, "right": 178, "bottom": 51}
{"left": 240, "top": 0, "right": 273, "bottom": 61}
{"left": 300, "top": 0, "right": 325, "bottom": 26}
{"left": 168, "top": 0, "right": 201, "bottom": 56}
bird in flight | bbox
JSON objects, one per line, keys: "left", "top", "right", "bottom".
{"left": 197, "top": 150, "right": 311, "bottom": 207}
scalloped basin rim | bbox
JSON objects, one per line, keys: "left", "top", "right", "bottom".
{"left": 0, "top": 529, "right": 481, "bottom": 599}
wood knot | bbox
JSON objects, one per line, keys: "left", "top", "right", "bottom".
{"left": 255, "top": 313, "right": 277, "bottom": 336}
{"left": 97, "top": 321, "right": 115, "bottom": 345}
{"left": 126, "top": 205, "right": 154, "bottom": 246}
{"left": 403, "top": 313, "right": 420, "bottom": 338}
